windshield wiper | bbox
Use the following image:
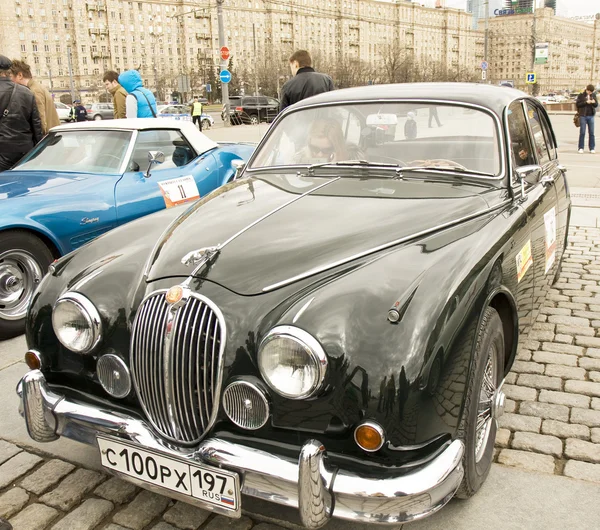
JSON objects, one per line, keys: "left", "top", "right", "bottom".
{"left": 396, "top": 166, "right": 494, "bottom": 178}
{"left": 305, "top": 159, "right": 401, "bottom": 175}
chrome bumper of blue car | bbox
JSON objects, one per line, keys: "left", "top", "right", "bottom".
{"left": 17, "top": 370, "right": 464, "bottom": 528}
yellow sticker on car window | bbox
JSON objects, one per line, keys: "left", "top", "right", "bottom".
{"left": 516, "top": 240, "right": 533, "bottom": 283}
{"left": 544, "top": 207, "right": 557, "bottom": 274}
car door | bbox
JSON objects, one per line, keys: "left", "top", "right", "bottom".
{"left": 114, "top": 129, "right": 219, "bottom": 226}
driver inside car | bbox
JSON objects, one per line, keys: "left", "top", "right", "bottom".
{"left": 295, "top": 119, "right": 363, "bottom": 164}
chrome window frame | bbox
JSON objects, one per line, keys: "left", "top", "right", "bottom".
{"left": 245, "top": 98, "right": 507, "bottom": 181}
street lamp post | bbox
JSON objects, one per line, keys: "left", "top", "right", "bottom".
{"left": 217, "top": 0, "right": 230, "bottom": 127}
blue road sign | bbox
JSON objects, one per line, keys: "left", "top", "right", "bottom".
{"left": 481, "top": 61, "right": 488, "bottom": 70}
{"left": 206, "top": 83, "right": 211, "bottom": 93}
{"left": 526, "top": 72, "right": 537, "bottom": 84}
{"left": 219, "top": 70, "right": 231, "bottom": 84}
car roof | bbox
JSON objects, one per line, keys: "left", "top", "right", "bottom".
{"left": 50, "top": 118, "right": 218, "bottom": 154}
{"left": 290, "top": 82, "right": 529, "bottom": 117}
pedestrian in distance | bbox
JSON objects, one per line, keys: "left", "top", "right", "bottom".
{"left": 576, "top": 84, "right": 598, "bottom": 154}
{"left": 405, "top": 111, "right": 417, "bottom": 140}
{"left": 118, "top": 70, "right": 158, "bottom": 119}
{"left": 69, "top": 100, "right": 88, "bottom": 122}
{"left": 0, "top": 55, "right": 43, "bottom": 172}
{"left": 10, "top": 59, "right": 60, "bottom": 135}
{"left": 102, "top": 70, "right": 127, "bottom": 119}
{"left": 279, "top": 50, "right": 334, "bottom": 114}
{"left": 190, "top": 96, "right": 204, "bottom": 131}
{"left": 428, "top": 106, "right": 442, "bottom": 128}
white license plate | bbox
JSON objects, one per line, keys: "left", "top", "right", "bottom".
{"left": 97, "top": 436, "right": 240, "bottom": 514}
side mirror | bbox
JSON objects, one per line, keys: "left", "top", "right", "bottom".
{"left": 231, "top": 159, "right": 246, "bottom": 181}
{"left": 145, "top": 150, "right": 165, "bottom": 179}
{"left": 515, "top": 164, "right": 542, "bottom": 199}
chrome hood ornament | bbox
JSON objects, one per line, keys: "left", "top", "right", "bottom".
{"left": 181, "top": 246, "right": 220, "bottom": 268}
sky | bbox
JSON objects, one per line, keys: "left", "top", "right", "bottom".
{"left": 412, "top": 0, "right": 597, "bottom": 18}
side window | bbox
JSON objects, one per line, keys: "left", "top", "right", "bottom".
{"left": 128, "top": 129, "right": 197, "bottom": 171}
{"left": 526, "top": 102, "right": 551, "bottom": 165}
{"left": 507, "top": 101, "right": 535, "bottom": 170}
{"left": 538, "top": 109, "right": 557, "bottom": 160}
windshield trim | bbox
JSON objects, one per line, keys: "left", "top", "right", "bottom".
{"left": 245, "top": 98, "right": 506, "bottom": 181}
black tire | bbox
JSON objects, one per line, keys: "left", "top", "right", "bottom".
{"left": 455, "top": 306, "right": 504, "bottom": 499}
{"left": 93, "top": 114, "right": 103, "bottom": 121}
{"left": 0, "top": 231, "right": 54, "bottom": 340}
{"left": 249, "top": 114, "right": 259, "bottom": 125}
{"left": 201, "top": 119, "right": 211, "bottom": 130}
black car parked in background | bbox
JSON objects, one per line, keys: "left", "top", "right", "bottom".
{"left": 222, "top": 95, "right": 279, "bottom": 125}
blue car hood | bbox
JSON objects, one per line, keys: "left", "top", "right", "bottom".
{"left": 0, "top": 170, "right": 107, "bottom": 200}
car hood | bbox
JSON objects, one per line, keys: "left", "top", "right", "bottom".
{"left": 0, "top": 170, "right": 106, "bottom": 200}
{"left": 146, "top": 172, "right": 494, "bottom": 295}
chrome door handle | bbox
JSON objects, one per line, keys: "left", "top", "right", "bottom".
{"left": 541, "top": 174, "right": 554, "bottom": 186}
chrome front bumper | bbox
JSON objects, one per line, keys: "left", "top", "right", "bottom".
{"left": 17, "top": 370, "right": 464, "bottom": 528}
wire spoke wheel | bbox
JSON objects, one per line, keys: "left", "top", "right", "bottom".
{"left": 474, "top": 343, "right": 497, "bottom": 463}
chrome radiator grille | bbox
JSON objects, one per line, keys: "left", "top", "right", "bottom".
{"left": 130, "top": 290, "right": 225, "bottom": 444}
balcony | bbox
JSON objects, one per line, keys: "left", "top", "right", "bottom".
{"left": 91, "top": 52, "right": 110, "bottom": 59}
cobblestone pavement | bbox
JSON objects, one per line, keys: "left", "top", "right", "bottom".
{"left": 2, "top": 226, "right": 600, "bottom": 530}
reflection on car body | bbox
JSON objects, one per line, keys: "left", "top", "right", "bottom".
{"left": 18, "top": 83, "right": 569, "bottom": 528}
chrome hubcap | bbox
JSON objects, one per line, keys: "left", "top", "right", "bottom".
{"left": 475, "top": 343, "right": 498, "bottom": 463}
{"left": 0, "top": 250, "right": 43, "bottom": 321}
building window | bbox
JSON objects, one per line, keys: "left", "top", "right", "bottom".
{"left": 21, "top": 44, "right": 26, "bottom": 51}
{"left": 34, "top": 56, "right": 40, "bottom": 64}
{"left": 33, "top": 44, "right": 38, "bottom": 51}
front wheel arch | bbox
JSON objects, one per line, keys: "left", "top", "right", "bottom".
{"left": 0, "top": 227, "right": 61, "bottom": 260}
{"left": 488, "top": 288, "right": 519, "bottom": 376}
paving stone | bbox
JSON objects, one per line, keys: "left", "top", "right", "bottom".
{"left": 511, "top": 432, "right": 563, "bottom": 457}
{"left": 498, "top": 412, "right": 541, "bottom": 433}
{"left": 575, "top": 336, "right": 600, "bottom": 348}
{"left": 163, "top": 501, "right": 211, "bottom": 529}
{"left": 505, "top": 399, "right": 517, "bottom": 413}
{"left": 252, "top": 525, "right": 287, "bottom": 530}
{"left": 592, "top": 398, "right": 600, "bottom": 410}
{"left": 519, "top": 401, "right": 569, "bottom": 422}
{"left": 522, "top": 340, "right": 541, "bottom": 351}
{"left": 495, "top": 428, "right": 511, "bottom": 448}
{"left": 497, "top": 449, "right": 555, "bottom": 474}
{"left": 541, "top": 307, "right": 572, "bottom": 316}
{"left": 51, "top": 498, "right": 114, "bottom": 530}
{"left": 533, "top": 322, "right": 555, "bottom": 332}
{"left": 40, "top": 468, "right": 105, "bottom": 511}
{"left": 0, "top": 452, "right": 43, "bottom": 489}
{"left": 542, "top": 420, "right": 590, "bottom": 440}
{"left": 502, "top": 384, "right": 537, "bottom": 402}
{"left": 8, "top": 503, "right": 59, "bottom": 530}
{"left": 112, "top": 490, "right": 171, "bottom": 530}
{"left": 571, "top": 408, "right": 600, "bottom": 427}
{"left": 565, "top": 380, "right": 600, "bottom": 398}
{"left": 94, "top": 477, "right": 138, "bottom": 504}
{"left": 554, "top": 334, "right": 575, "bottom": 344}
{"left": 592, "top": 428, "right": 600, "bottom": 444}
{"left": 505, "top": 373, "right": 517, "bottom": 385}
{"left": 20, "top": 459, "right": 75, "bottom": 495}
{"left": 0, "top": 440, "right": 22, "bottom": 465}
{"left": 203, "top": 515, "right": 253, "bottom": 530}
{"left": 515, "top": 349, "right": 532, "bottom": 361}
{"left": 545, "top": 364, "right": 587, "bottom": 380}
{"left": 511, "top": 361, "right": 544, "bottom": 374}
{"left": 0, "top": 487, "right": 29, "bottom": 519}
{"left": 589, "top": 372, "right": 600, "bottom": 382}
{"left": 560, "top": 302, "right": 587, "bottom": 311}
{"left": 533, "top": 351, "right": 579, "bottom": 366}
{"left": 564, "top": 460, "right": 600, "bottom": 483}
{"left": 579, "top": 357, "right": 600, "bottom": 371}
{"left": 586, "top": 348, "right": 600, "bottom": 359}
{"left": 565, "top": 438, "right": 600, "bottom": 463}
{"left": 517, "top": 374, "right": 562, "bottom": 391}
{"left": 529, "top": 329, "right": 555, "bottom": 341}
{"left": 548, "top": 315, "right": 590, "bottom": 327}
{"left": 539, "top": 389, "right": 590, "bottom": 408}
{"left": 573, "top": 310, "right": 600, "bottom": 319}
{"left": 103, "top": 525, "right": 131, "bottom": 530}
{"left": 151, "top": 524, "right": 178, "bottom": 530}
{"left": 556, "top": 325, "right": 595, "bottom": 337}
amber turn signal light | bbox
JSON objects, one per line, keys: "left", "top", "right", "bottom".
{"left": 354, "top": 421, "right": 385, "bottom": 452}
{"left": 25, "top": 350, "right": 41, "bottom": 370}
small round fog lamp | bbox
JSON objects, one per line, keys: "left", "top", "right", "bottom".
{"left": 97, "top": 354, "right": 131, "bottom": 398}
{"left": 354, "top": 421, "right": 385, "bottom": 452}
{"left": 25, "top": 350, "right": 42, "bottom": 370}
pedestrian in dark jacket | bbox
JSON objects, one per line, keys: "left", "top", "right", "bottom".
{"left": 576, "top": 84, "right": 598, "bottom": 154}
{"left": 69, "top": 100, "right": 88, "bottom": 122}
{"left": 279, "top": 50, "right": 334, "bottom": 113}
{"left": 0, "top": 55, "right": 43, "bottom": 172}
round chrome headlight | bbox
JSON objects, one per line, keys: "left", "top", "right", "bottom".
{"left": 258, "top": 326, "right": 327, "bottom": 399}
{"left": 52, "top": 292, "right": 102, "bottom": 353}
{"left": 97, "top": 354, "right": 131, "bottom": 398}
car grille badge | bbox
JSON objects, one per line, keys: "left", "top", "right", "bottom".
{"left": 165, "top": 285, "right": 184, "bottom": 304}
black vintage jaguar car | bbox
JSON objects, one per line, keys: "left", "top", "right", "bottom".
{"left": 18, "top": 83, "right": 569, "bottom": 527}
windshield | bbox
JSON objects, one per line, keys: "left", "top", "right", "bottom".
{"left": 15, "top": 130, "right": 132, "bottom": 174}
{"left": 250, "top": 102, "right": 501, "bottom": 176}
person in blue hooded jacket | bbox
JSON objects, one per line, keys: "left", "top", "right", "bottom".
{"left": 118, "top": 70, "right": 158, "bottom": 118}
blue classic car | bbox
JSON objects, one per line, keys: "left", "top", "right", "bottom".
{"left": 0, "top": 118, "right": 254, "bottom": 339}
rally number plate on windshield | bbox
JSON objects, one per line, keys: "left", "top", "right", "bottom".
{"left": 97, "top": 436, "right": 240, "bottom": 515}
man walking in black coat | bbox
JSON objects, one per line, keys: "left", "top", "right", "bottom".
{"left": 0, "top": 55, "right": 43, "bottom": 171}
{"left": 279, "top": 50, "right": 334, "bottom": 113}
